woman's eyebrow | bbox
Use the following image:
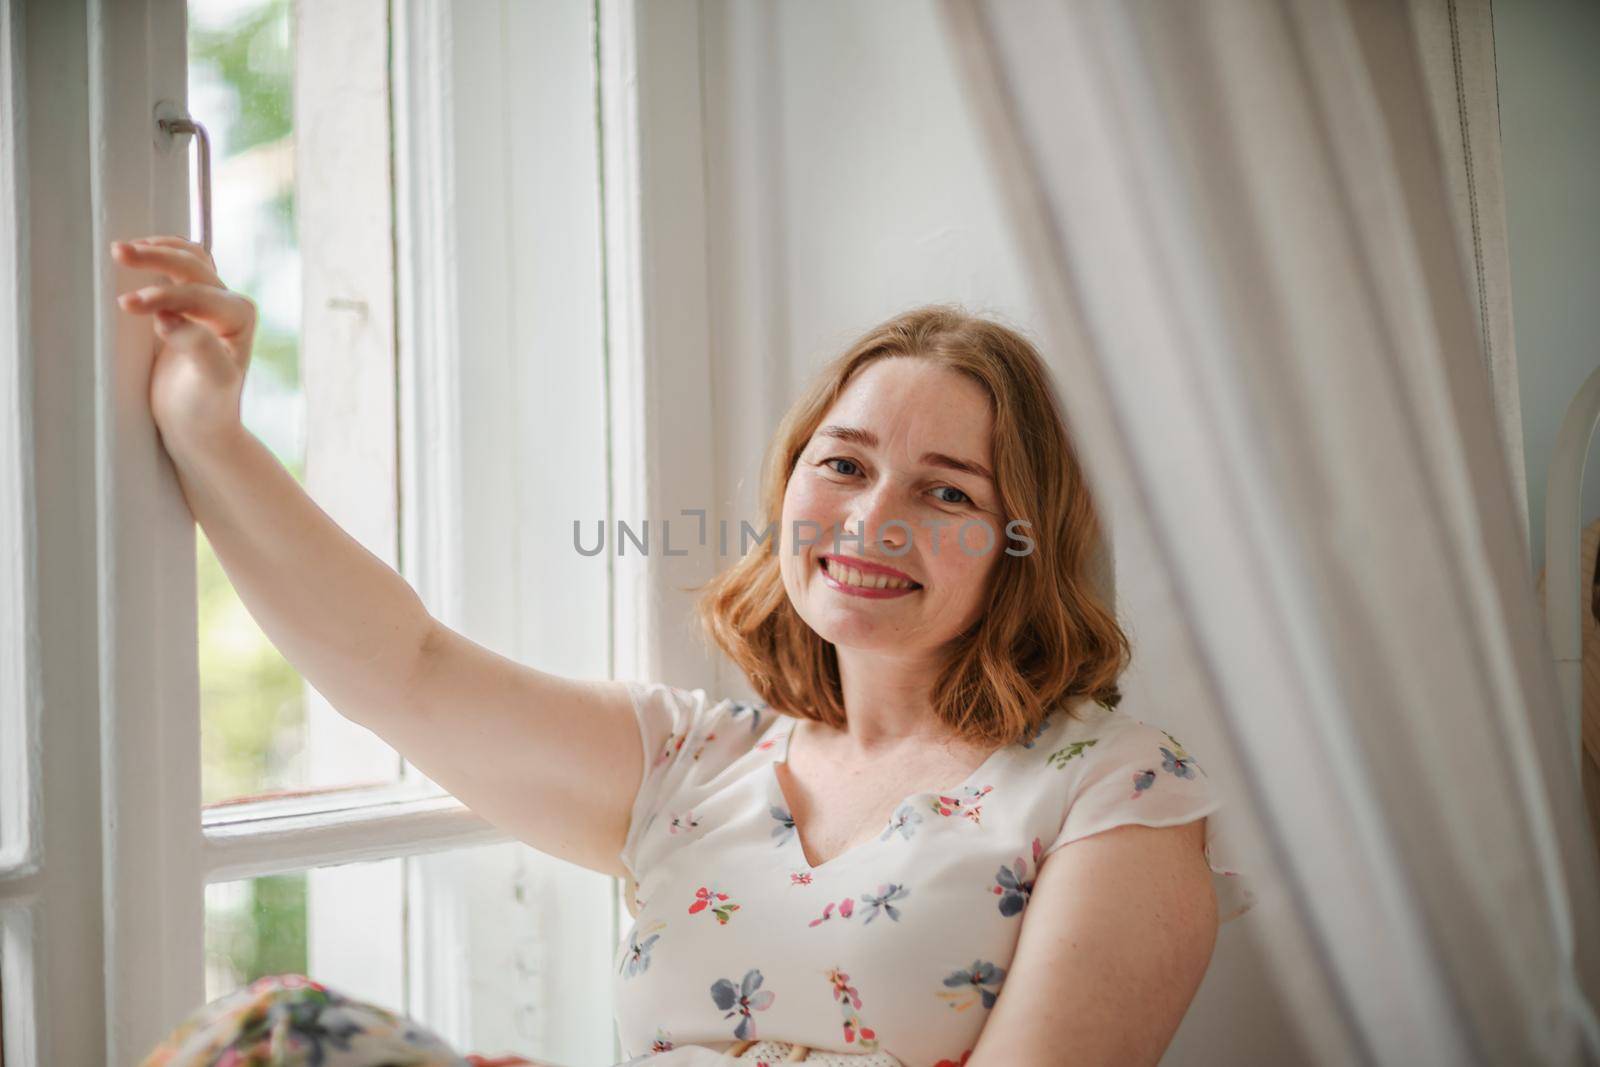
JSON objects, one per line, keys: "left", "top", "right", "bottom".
{"left": 814, "top": 424, "right": 994, "bottom": 482}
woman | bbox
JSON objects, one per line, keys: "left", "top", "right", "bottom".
{"left": 115, "top": 235, "right": 1253, "bottom": 1067}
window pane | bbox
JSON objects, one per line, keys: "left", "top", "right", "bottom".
{"left": 409, "top": 841, "right": 620, "bottom": 1066}
{"left": 203, "top": 872, "right": 307, "bottom": 999}
{"left": 0, "top": 907, "right": 32, "bottom": 1067}
{"left": 189, "top": 0, "right": 400, "bottom": 806}
{"left": 204, "top": 857, "right": 403, "bottom": 1006}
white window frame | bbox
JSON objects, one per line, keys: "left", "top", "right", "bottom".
{"left": 0, "top": 0, "right": 720, "bottom": 1063}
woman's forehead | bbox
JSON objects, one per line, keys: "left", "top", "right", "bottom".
{"left": 827, "top": 359, "right": 992, "bottom": 438}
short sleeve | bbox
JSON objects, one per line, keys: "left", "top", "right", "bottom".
{"left": 619, "top": 681, "right": 701, "bottom": 881}
{"left": 1040, "top": 716, "right": 1258, "bottom": 923}
{"left": 616, "top": 680, "right": 773, "bottom": 883}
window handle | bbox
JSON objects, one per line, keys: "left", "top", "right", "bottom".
{"left": 157, "top": 114, "right": 213, "bottom": 253}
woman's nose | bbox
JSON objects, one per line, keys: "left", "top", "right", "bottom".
{"left": 848, "top": 485, "right": 911, "bottom": 551}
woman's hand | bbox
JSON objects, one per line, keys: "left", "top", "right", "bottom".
{"left": 110, "top": 235, "right": 256, "bottom": 451}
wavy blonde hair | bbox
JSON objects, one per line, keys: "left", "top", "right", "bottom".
{"left": 693, "top": 304, "right": 1129, "bottom": 747}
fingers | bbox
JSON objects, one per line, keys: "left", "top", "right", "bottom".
{"left": 118, "top": 282, "right": 255, "bottom": 341}
{"left": 125, "top": 236, "right": 221, "bottom": 283}
{"left": 124, "top": 234, "right": 214, "bottom": 265}
{"left": 110, "top": 239, "right": 223, "bottom": 288}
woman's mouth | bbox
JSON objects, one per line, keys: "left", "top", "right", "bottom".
{"left": 818, "top": 556, "right": 922, "bottom": 599}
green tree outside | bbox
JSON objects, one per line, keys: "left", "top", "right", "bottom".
{"left": 190, "top": 0, "right": 310, "bottom": 997}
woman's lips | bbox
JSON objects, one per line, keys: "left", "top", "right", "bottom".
{"left": 817, "top": 557, "right": 921, "bottom": 599}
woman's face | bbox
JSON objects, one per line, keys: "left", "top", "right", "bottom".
{"left": 779, "top": 357, "right": 1005, "bottom": 658}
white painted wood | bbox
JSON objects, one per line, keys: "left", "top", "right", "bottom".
{"left": 393, "top": 0, "right": 466, "bottom": 647}
{"left": 394, "top": 2, "right": 621, "bottom": 1061}
{"left": 201, "top": 792, "right": 506, "bottom": 883}
{"left": 943, "top": 0, "right": 1600, "bottom": 1062}
{"left": 0, "top": 0, "right": 33, "bottom": 886}
{"left": 295, "top": 0, "right": 406, "bottom": 793}
{"left": 91, "top": 0, "right": 208, "bottom": 1054}
{"left": 2, "top": 2, "right": 117, "bottom": 1060}
{"left": 409, "top": 841, "right": 618, "bottom": 1066}
{"left": 9, "top": 0, "right": 724, "bottom": 1060}
{"left": 598, "top": 0, "right": 721, "bottom": 693}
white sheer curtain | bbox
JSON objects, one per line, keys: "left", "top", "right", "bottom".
{"left": 941, "top": 1, "right": 1600, "bottom": 1064}
{"left": 1408, "top": 0, "right": 1531, "bottom": 563}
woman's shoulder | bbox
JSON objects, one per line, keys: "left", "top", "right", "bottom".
{"left": 1007, "top": 694, "right": 1208, "bottom": 796}
{"left": 625, "top": 680, "right": 781, "bottom": 774}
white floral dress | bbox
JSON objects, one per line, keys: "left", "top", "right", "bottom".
{"left": 613, "top": 682, "right": 1256, "bottom": 1066}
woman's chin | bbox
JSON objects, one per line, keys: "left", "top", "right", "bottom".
{"left": 806, "top": 611, "right": 912, "bottom": 652}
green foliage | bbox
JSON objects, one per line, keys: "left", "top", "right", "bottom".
{"left": 252, "top": 322, "right": 300, "bottom": 392}
{"left": 205, "top": 874, "right": 309, "bottom": 990}
{"left": 189, "top": 0, "right": 293, "bottom": 157}
{"left": 190, "top": 0, "right": 310, "bottom": 994}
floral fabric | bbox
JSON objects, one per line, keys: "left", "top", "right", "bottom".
{"left": 613, "top": 682, "right": 1256, "bottom": 1066}
{"left": 140, "top": 974, "right": 474, "bottom": 1067}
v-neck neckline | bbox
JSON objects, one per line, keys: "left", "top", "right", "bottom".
{"left": 766, "top": 714, "right": 1012, "bottom": 873}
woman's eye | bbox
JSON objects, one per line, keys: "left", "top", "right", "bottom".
{"left": 817, "top": 458, "right": 972, "bottom": 507}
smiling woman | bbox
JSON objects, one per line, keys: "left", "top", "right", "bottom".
{"left": 699, "top": 305, "right": 1126, "bottom": 749}
{"left": 588, "top": 305, "right": 1254, "bottom": 1064}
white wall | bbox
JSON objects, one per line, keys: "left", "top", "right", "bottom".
{"left": 1495, "top": 0, "right": 1600, "bottom": 577}
{"left": 697, "top": 2, "right": 1309, "bottom": 1062}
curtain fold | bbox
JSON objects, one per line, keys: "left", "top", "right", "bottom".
{"left": 1408, "top": 0, "right": 1531, "bottom": 564}
{"left": 940, "top": 1, "right": 1600, "bottom": 1063}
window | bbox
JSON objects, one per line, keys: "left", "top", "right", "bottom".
{"left": 2, "top": 0, "right": 657, "bottom": 1062}
{"left": 188, "top": 0, "right": 403, "bottom": 812}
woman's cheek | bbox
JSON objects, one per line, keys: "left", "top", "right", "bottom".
{"left": 787, "top": 473, "right": 840, "bottom": 525}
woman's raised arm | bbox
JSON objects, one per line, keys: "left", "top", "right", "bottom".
{"left": 111, "top": 235, "right": 644, "bottom": 880}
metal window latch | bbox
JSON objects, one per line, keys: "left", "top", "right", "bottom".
{"left": 156, "top": 111, "right": 213, "bottom": 253}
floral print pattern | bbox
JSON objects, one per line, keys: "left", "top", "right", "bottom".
{"left": 928, "top": 784, "right": 992, "bottom": 825}
{"left": 144, "top": 688, "right": 1253, "bottom": 1067}
{"left": 1160, "top": 728, "right": 1205, "bottom": 779}
{"left": 139, "top": 974, "right": 470, "bottom": 1067}
{"left": 688, "top": 885, "right": 742, "bottom": 924}
{"left": 936, "top": 960, "right": 1007, "bottom": 1012}
{"left": 858, "top": 883, "right": 910, "bottom": 925}
{"left": 827, "top": 968, "right": 881, "bottom": 1052}
{"left": 807, "top": 896, "right": 855, "bottom": 927}
{"left": 613, "top": 681, "right": 1256, "bottom": 1066}
{"left": 878, "top": 803, "right": 923, "bottom": 842}
{"left": 710, "top": 968, "right": 776, "bottom": 1040}
{"left": 769, "top": 804, "right": 797, "bottom": 846}
{"left": 806, "top": 882, "right": 910, "bottom": 927}
{"left": 621, "top": 919, "right": 667, "bottom": 978}
{"left": 992, "top": 838, "right": 1044, "bottom": 917}
{"left": 1046, "top": 737, "right": 1099, "bottom": 769}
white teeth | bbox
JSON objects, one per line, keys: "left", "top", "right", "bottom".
{"left": 824, "top": 559, "right": 914, "bottom": 590}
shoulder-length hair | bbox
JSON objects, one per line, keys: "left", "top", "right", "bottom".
{"left": 693, "top": 304, "right": 1129, "bottom": 747}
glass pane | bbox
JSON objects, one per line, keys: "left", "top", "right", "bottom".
{"left": 189, "top": 0, "right": 399, "bottom": 806}
{"left": 205, "top": 844, "right": 618, "bottom": 1064}
{"left": 0, "top": 906, "right": 30, "bottom": 1067}
{"left": 409, "top": 841, "right": 620, "bottom": 1066}
{"left": 204, "top": 857, "right": 402, "bottom": 1006}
